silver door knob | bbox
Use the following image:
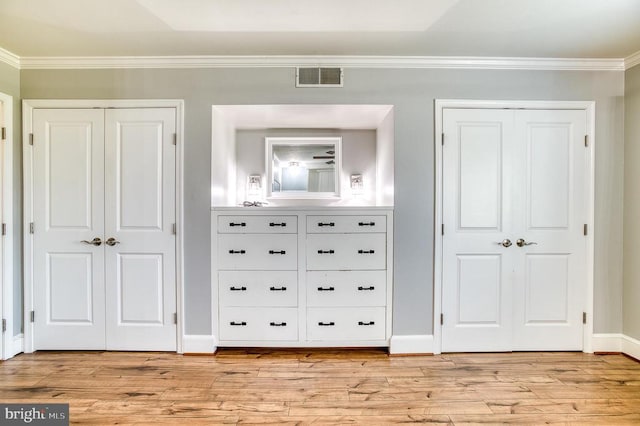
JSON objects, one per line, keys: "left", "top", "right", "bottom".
{"left": 81, "top": 237, "right": 102, "bottom": 246}
{"left": 497, "top": 239, "right": 512, "bottom": 248}
{"left": 516, "top": 238, "right": 538, "bottom": 247}
{"left": 105, "top": 237, "right": 121, "bottom": 247}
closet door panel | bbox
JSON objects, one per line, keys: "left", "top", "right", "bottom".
{"left": 512, "top": 109, "right": 587, "bottom": 351}
{"left": 441, "top": 108, "right": 514, "bottom": 352}
{"left": 104, "top": 108, "right": 177, "bottom": 351}
{"left": 32, "top": 109, "right": 106, "bottom": 350}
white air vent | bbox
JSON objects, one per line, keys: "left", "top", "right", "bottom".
{"left": 296, "top": 67, "right": 343, "bottom": 87}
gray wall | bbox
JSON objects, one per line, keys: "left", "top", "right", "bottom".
{"left": 19, "top": 67, "right": 625, "bottom": 337}
{"left": 0, "top": 61, "right": 22, "bottom": 336}
{"left": 624, "top": 64, "right": 640, "bottom": 340}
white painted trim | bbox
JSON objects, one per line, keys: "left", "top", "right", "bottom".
{"left": 433, "top": 101, "right": 444, "bottom": 356}
{"left": 182, "top": 335, "right": 216, "bottom": 354}
{"left": 0, "top": 47, "right": 20, "bottom": 69}
{"left": 175, "top": 101, "right": 185, "bottom": 354}
{"left": 0, "top": 92, "right": 14, "bottom": 360}
{"left": 21, "top": 99, "right": 184, "bottom": 109}
{"left": 434, "top": 100, "right": 596, "bottom": 355}
{"left": 584, "top": 102, "right": 596, "bottom": 354}
{"left": 622, "top": 335, "right": 640, "bottom": 361}
{"left": 389, "top": 335, "right": 434, "bottom": 355}
{"left": 9, "top": 334, "right": 23, "bottom": 359}
{"left": 591, "top": 333, "right": 640, "bottom": 361}
{"left": 16, "top": 55, "right": 625, "bottom": 71}
{"left": 22, "top": 99, "right": 185, "bottom": 354}
{"left": 22, "top": 101, "right": 33, "bottom": 353}
{"left": 592, "top": 333, "right": 623, "bottom": 353}
{"left": 625, "top": 50, "right": 640, "bottom": 70}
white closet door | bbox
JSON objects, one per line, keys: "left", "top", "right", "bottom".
{"left": 32, "top": 109, "right": 106, "bottom": 350}
{"left": 0, "top": 100, "right": 3, "bottom": 360}
{"left": 511, "top": 109, "right": 587, "bottom": 350}
{"left": 442, "top": 108, "right": 587, "bottom": 352}
{"left": 104, "top": 108, "right": 177, "bottom": 351}
{"left": 441, "top": 109, "right": 516, "bottom": 352}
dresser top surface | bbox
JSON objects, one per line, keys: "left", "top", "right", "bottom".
{"left": 212, "top": 206, "right": 394, "bottom": 213}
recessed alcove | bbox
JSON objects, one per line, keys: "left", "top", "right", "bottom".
{"left": 211, "top": 105, "right": 394, "bottom": 207}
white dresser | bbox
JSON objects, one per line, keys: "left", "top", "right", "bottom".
{"left": 212, "top": 207, "right": 393, "bottom": 348}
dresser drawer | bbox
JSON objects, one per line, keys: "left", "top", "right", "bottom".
{"left": 306, "top": 234, "right": 386, "bottom": 270}
{"left": 307, "top": 271, "right": 386, "bottom": 307}
{"left": 307, "top": 215, "right": 386, "bottom": 233}
{"left": 307, "top": 307, "right": 386, "bottom": 341}
{"left": 219, "top": 307, "right": 298, "bottom": 341}
{"left": 218, "top": 215, "right": 297, "bottom": 234}
{"left": 219, "top": 271, "right": 298, "bottom": 307}
{"left": 218, "top": 234, "right": 297, "bottom": 270}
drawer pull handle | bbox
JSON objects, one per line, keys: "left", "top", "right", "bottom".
{"left": 229, "top": 250, "right": 246, "bottom": 254}
{"left": 358, "top": 286, "right": 375, "bottom": 291}
{"left": 318, "top": 222, "right": 335, "bottom": 227}
{"left": 318, "top": 322, "right": 335, "bottom": 326}
{"left": 358, "top": 250, "right": 375, "bottom": 254}
{"left": 359, "top": 222, "right": 376, "bottom": 227}
{"left": 358, "top": 321, "right": 375, "bottom": 326}
{"left": 270, "top": 286, "right": 287, "bottom": 291}
{"left": 270, "top": 322, "right": 287, "bottom": 327}
{"left": 229, "top": 222, "right": 246, "bottom": 227}
{"left": 317, "top": 286, "right": 335, "bottom": 292}
{"left": 269, "top": 250, "right": 286, "bottom": 255}
{"left": 230, "top": 321, "right": 247, "bottom": 326}
{"left": 269, "top": 222, "right": 287, "bottom": 227}
{"left": 230, "top": 286, "right": 247, "bottom": 291}
{"left": 317, "top": 250, "right": 335, "bottom": 254}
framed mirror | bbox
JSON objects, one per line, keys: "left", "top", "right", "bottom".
{"left": 266, "top": 137, "right": 342, "bottom": 199}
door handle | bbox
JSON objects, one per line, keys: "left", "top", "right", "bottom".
{"left": 496, "top": 239, "right": 512, "bottom": 248}
{"left": 516, "top": 238, "right": 538, "bottom": 247}
{"left": 105, "top": 237, "right": 121, "bottom": 247}
{"left": 81, "top": 237, "right": 102, "bottom": 246}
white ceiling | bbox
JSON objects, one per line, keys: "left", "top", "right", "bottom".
{"left": 0, "top": 0, "right": 639, "bottom": 59}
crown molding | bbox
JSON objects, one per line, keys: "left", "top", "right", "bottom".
{"left": 17, "top": 55, "right": 626, "bottom": 71}
{"left": 0, "top": 47, "right": 20, "bottom": 69}
{"left": 625, "top": 50, "right": 640, "bottom": 70}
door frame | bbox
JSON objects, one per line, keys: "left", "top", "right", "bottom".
{"left": 22, "top": 99, "right": 185, "bottom": 354}
{"left": 0, "top": 92, "right": 14, "bottom": 360}
{"left": 433, "top": 99, "right": 596, "bottom": 354}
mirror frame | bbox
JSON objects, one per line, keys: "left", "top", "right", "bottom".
{"left": 266, "top": 136, "right": 342, "bottom": 199}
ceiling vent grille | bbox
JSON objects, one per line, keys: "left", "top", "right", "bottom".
{"left": 296, "top": 67, "right": 343, "bottom": 87}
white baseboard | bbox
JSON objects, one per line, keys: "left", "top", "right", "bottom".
{"left": 592, "top": 333, "right": 623, "bottom": 352}
{"left": 591, "top": 333, "right": 640, "bottom": 360}
{"left": 387, "top": 333, "right": 638, "bottom": 358}
{"left": 622, "top": 335, "right": 640, "bottom": 361}
{"left": 389, "top": 335, "right": 434, "bottom": 355}
{"left": 182, "top": 335, "right": 216, "bottom": 354}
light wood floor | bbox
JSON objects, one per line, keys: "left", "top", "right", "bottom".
{"left": 1, "top": 349, "right": 639, "bottom": 424}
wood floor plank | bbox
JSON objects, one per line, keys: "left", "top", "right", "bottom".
{"left": 256, "top": 366, "right": 423, "bottom": 378}
{"left": 160, "top": 387, "right": 349, "bottom": 402}
{"left": 1, "top": 350, "right": 638, "bottom": 424}
{"left": 84, "top": 400, "right": 290, "bottom": 416}
{"left": 485, "top": 398, "right": 640, "bottom": 415}
{"left": 212, "top": 376, "right": 389, "bottom": 389}
{"left": 234, "top": 414, "right": 453, "bottom": 424}
{"left": 288, "top": 400, "right": 493, "bottom": 416}
{"left": 450, "top": 413, "right": 640, "bottom": 424}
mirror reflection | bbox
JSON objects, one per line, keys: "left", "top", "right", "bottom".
{"left": 267, "top": 137, "right": 341, "bottom": 198}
